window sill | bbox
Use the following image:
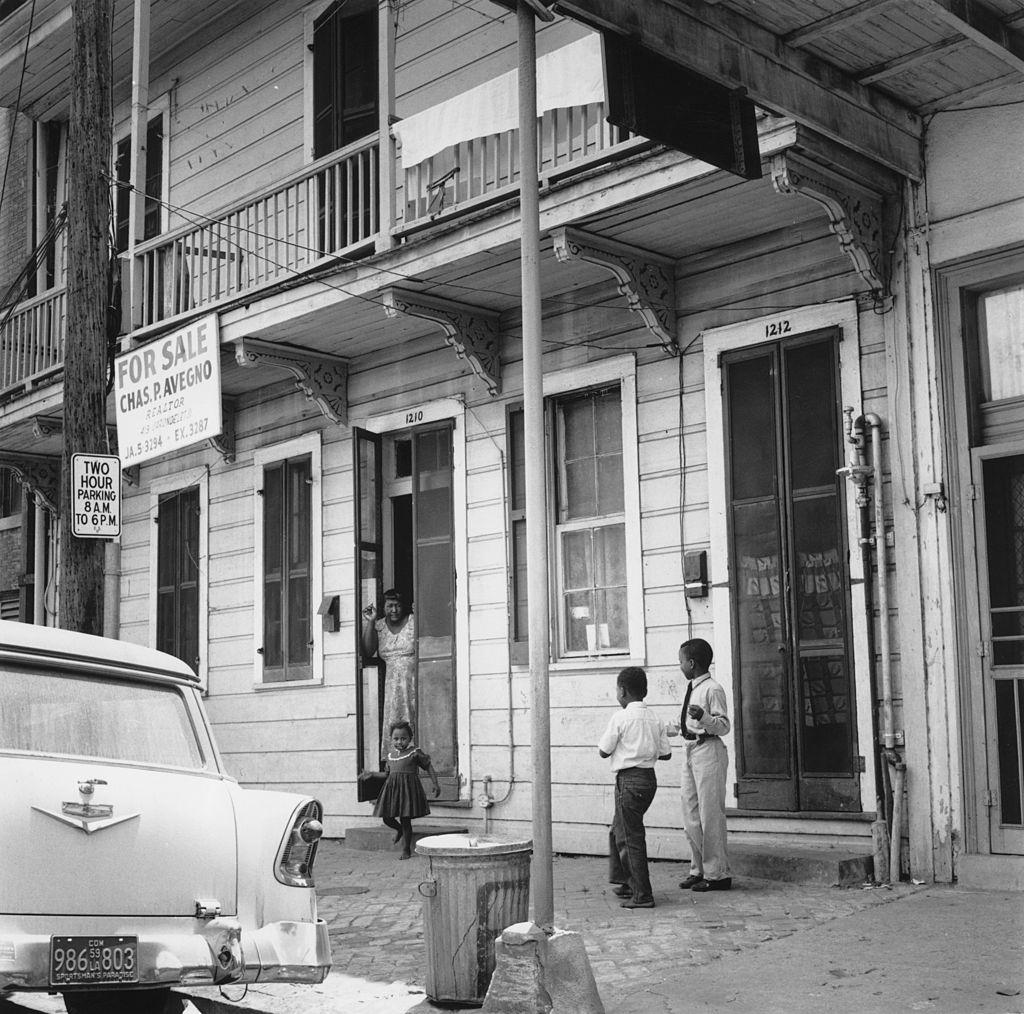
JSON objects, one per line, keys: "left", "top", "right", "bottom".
{"left": 431, "top": 798, "right": 474, "bottom": 810}
{"left": 511, "top": 657, "right": 644, "bottom": 675}
{"left": 253, "top": 677, "right": 325, "bottom": 691}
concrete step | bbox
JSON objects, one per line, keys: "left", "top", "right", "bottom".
{"left": 344, "top": 823, "right": 468, "bottom": 851}
{"left": 728, "top": 843, "right": 875, "bottom": 887}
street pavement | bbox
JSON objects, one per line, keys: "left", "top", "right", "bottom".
{"left": 3, "top": 838, "right": 1021, "bottom": 1014}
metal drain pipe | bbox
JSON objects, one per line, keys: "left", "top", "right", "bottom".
{"left": 839, "top": 409, "right": 896, "bottom": 882}
{"left": 864, "top": 413, "right": 895, "bottom": 750}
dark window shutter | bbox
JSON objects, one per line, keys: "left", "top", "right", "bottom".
{"left": 157, "top": 486, "right": 200, "bottom": 673}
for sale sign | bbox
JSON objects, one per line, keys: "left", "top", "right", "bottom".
{"left": 114, "top": 314, "right": 222, "bottom": 467}
{"left": 72, "top": 454, "right": 121, "bottom": 539}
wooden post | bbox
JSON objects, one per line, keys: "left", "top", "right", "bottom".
{"left": 518, "top": 1, "right": 554, "bottom": 930}
{"left": 377, "top": 0, "right": 397, "bottom": 249}
{"left": 127, "top": 0, "right": 151, "bottom": 328}
{"left": 61, "top": 0, "right": 113, "bottom": 634}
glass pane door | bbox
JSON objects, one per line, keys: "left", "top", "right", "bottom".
{"left": 353, "top": 427, "right": 383, "bottom": 774}
{"left": 979, "top": 453, "right": 1024, "bottom": 853}
{"left": 724, "top": 331, "right": 860, "bottom": 812}
{"left": 413, "top": 424, "right": 458, "bottom": 800}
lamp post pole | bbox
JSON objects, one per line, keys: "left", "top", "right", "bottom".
{"left": 517, "top": 0, "right": 554, "bottom": 930}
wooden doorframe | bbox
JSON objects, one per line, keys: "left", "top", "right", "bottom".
{"left": 703, "top": 300, "right": 873, "bottom": 814}
{"left": 934, "top": 246, "right": 1024, "bottom": 855}
{"left": 969, "top": 443, "right": 1024, "bottom": 854}
{"left": 350, "top": 397, "right": 469, "bottom": 800}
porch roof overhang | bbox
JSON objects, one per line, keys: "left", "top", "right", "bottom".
{"left": 551, "top": 0, "right": 1024, "bottom": 179}
{"left": 2, "top": 0, "right": 1021, "bottom": 171}
{"left": 0, "top": 118, "right": 898, "bottom": 455}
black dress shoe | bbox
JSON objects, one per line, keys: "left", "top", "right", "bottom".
{"left": 691, "top": 877, "right": 732, "bottom": 892}
{"left": 620, "top": 899, "right": 655, "bottom": 908}
{"left": 612, "top": 884, "right": 632, "bottom": 897}
{"left": 678, "top": 874, "right": 703, "bottom": 890}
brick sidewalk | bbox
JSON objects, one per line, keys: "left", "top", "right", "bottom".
{"left": 314, "top": 839, "right": 910, "bottom": 1008}
{"left": 10, "top": 839, "right": 995, "bottom": 1014}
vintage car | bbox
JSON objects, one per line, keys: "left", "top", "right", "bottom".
{"left": 0, "top": 620, "right": 331, "bottom": 1013}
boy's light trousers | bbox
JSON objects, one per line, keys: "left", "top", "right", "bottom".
{"left": 680, "top": 737, "right": 730, "bottom": 881}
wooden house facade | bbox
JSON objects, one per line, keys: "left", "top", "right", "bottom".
{"left": 1, "top": 0, "right": 1023, "bottom": 887}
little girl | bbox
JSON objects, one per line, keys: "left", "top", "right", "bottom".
{"left": 374, "top": 720, "right": 440, "bottom": 859}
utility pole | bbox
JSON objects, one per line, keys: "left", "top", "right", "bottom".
{"left": 517, "top": 0, "right": 554, "bottom": 930}
{"left": 61, "top": 0, "right": 114, "bottom": 634}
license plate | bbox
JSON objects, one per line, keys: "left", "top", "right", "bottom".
{"left": 50, "top": 936, "right": 139, "bottom": 986}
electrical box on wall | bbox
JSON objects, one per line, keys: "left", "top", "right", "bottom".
{"left": 683, "top": 550, "right": 708, "bottom": 598}
{"left": 317, "top": 595, "right": 340, "bottom": 632}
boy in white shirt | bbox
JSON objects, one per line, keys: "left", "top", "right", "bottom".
{"left": 598, "top": 666, "right": 672, "bottom": 909}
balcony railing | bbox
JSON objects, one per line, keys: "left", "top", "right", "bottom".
{"left": 1, "top": 100, "right": 644, "bottom": 397}
{"left": 0, "top": 287, "right": 65, "bottom": 394}
{"left": 403, "top": 101, "right": 641, "bottom": 226}
{"left": 133, "top": 136, "right": 380, "bottom": 329}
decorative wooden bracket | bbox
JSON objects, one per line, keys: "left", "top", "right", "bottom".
{"left": 3, "top": 452, "right": 60, "bottom": 514}
{"left": 770, "top": 151, "right": 889, "bottom": 301}
{"left": 32, "top": 416, "right": 120, "bottom": 447}
{"left": 31, "top": 416, "right": 139, "bottom": 484}
{"left": 551, "top": 226, "right": 678, "bottom": 356}
{"left": 382, "top": 287, "right": 502, "bottom": 396}
{"left": 207, "top": 398, "right": 236, "bottom": 463}
{"left": 234, "top": 338, "right": 349, "bottom": 427}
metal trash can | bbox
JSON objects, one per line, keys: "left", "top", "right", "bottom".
{"left": 416, "top": 833, "right": 532, "bottom": 1006}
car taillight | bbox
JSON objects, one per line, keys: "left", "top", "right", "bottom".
{"left": 276, "top": 800, "right": 324, "bottom": 888}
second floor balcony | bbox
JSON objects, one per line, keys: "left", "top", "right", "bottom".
{"left": 1, "top": 91, "right": 643, "bottom": 400}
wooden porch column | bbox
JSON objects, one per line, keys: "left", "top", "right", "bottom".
{"left": 127, "top": 0, "right": 150, "bottom": 328}
{"left": 377, "top": 0, "right": 397, "bottom": 249}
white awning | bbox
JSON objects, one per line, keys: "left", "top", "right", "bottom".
{"left": 392, "top": 33, "right": 605, "bottom": 168}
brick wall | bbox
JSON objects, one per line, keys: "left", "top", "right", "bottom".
{"left": 0, "top": 108, "right": 31, "bottom": 297}
{"left": 0, "top": 525, "right": 24, "bottom": 593}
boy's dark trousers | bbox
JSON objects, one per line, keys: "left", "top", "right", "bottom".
{"left": 608, "top": 766, "right": 657, "bottom": 904}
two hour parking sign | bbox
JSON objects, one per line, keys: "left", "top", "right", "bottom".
{"left": 71, "top": 454, "right": 121, "bottom": 539}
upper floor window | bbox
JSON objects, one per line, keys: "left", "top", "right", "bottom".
{"left": 312, "top": 0, "right": 378, "bottom": 158}
{"left": 507, "top": 358, "right": 643, "bottom": 664}
{"left": 27, "top": 120, "right": 66, "bottom": 298}
{"left": 114, "top": 112, "right": 165, "bottom": 254}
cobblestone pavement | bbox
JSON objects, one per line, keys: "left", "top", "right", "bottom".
{"left": 4, "top": 840, "right": 1018, "bottom": 1014}
{"left": 315, "top": 839, "right": 914, "bottom": 1008}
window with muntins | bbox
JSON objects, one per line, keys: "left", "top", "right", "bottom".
{"left": 556, "top": 387, "right": 627, "bottom": 655}
{"left": 508, "top": 384, "right": 629, "bottom": 660}
{"left": 262, "top": 455, "right": 312, "bottom": 682}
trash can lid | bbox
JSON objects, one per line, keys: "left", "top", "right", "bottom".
{"left": 415, "top": 833, "right": 533, "bottom": 857}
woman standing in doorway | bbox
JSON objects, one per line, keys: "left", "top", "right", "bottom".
{"left": 361, "top": 589, "right": 417, "bottom": 756}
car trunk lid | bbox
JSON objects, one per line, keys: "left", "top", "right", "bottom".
{"left": 3, "top": 755, "right": 237, "bottom": 916}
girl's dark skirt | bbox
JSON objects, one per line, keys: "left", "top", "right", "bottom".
{"left": 373, "top": 771, "right": 430, "bottom": 819}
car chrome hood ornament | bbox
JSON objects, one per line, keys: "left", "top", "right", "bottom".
{"left": 32, "top": 777, "right": 140, "bottom": 834}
